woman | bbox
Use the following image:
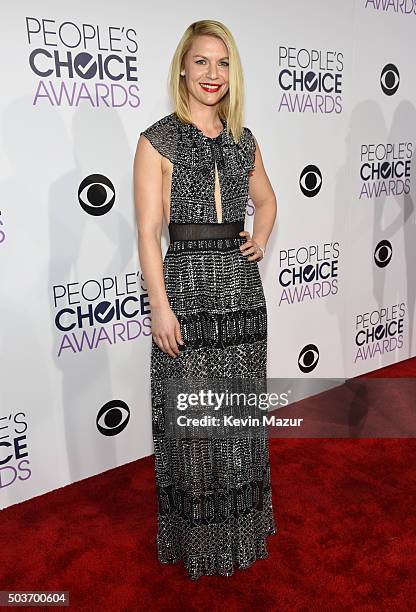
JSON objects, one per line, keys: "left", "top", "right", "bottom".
{"left": 134, "top": 19, "right": 277, "bottom": 580}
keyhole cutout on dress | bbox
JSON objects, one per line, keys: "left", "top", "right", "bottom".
{"left": 214, "top": 161, "right": 223, "bottom": 224}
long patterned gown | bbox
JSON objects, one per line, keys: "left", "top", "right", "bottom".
{"left": 140, "top": 112, "right": 277, "bottom": 580}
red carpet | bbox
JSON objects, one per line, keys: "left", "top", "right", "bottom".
{"left": 1, "top": 359, "right": 415, "bottom": 611}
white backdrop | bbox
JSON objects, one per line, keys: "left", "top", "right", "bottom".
{"left": 1, "top": 0, "right": 415, "bottom": 509}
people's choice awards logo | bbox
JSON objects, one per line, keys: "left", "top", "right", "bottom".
{"left": 277, "top": 46, "right": 344, "bottom": 114}
{"left": 278, "top": 242, "right": 340, "bottom": 306}
{"left": 0, "top": 412, "right": 31, "bottom": 492}
{"left": 365, "top": 1, "right": 416, "bottom": 15}
{"left": 78, "top": 174, "right": 116, "bottom": 216}
{"left": 51, "top": 273, "right": 152, "bottom": 357}
{"left": 358, "top": 142, "right": 412, "bottom": 200}
{"left": 354, "top": 303, "right": 405, "bottom": 363}
{"left": 0, "top": 211, "right": 6, "bottom": 245}
{"left": 26, "top": 17, "right": 140, "bottom": 107}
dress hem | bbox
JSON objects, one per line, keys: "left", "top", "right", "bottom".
{"left": 157, "top": 525, "right": 278, "bottom": 581}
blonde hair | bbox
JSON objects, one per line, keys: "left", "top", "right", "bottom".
{"left": 168, "top": 20, "right": 245, "bottom": 143}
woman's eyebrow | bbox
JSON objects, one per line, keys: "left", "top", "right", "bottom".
{"left": 192, "top": 54, "right": 229, "bottom": 60}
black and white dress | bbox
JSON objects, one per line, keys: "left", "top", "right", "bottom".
{"left": 140, "top": 112, "right": 277, "bottom": 580}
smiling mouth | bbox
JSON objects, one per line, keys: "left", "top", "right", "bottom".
{"left": 200, "top": 83, "right": 222, "bottom": 92}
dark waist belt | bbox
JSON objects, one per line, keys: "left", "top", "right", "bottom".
{"left": 169, "top": 220, "right": 244, "bottom": 242}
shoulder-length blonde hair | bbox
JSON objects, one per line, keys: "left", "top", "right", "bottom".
{"left": 168, "top": 20, "right": 245, "bottom": 143}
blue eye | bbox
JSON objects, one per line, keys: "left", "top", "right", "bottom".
{"left": 195, "top": 60, "right": 229, "bottom": 67}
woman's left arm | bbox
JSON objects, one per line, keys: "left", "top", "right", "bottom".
{"left": 240, "top": 135, "right": 278, "bottom": 261}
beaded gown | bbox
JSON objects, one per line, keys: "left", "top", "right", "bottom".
{"left": 140, "top": 112, "right": 277, "bottom": 580}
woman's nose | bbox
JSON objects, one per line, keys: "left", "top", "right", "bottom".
{"left": 207, "top": 64, "right": 219, "bottom": 79}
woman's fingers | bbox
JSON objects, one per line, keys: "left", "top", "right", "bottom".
{"left": 239, "top": 235, "right": 264, "bottom": 261}
{"left": 175, "top": 322, "right": 185, "bottom": 348}
{"left": 154, "top": 328, "right": 182, "bottom": 357}
{"left": 167, "top": 332, "right": 181, "bottom": 357}
{"left": 239, "top": 231, "right": 252, "bottom": 255}
{"left": 238, "top": 231, "right": 264, "bottom": 261}
{"left": 159, "top": 334, "right": 178, "bottom": 358}
{"left": 246, "top": 245, "right": 263, "bottom": 261}
{"left": 151, "top": 307, "right": 184, "bottom": 357}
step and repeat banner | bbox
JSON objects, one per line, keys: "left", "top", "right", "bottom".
{"left": 1, "top": 1, "right": 415, "bottom": 509}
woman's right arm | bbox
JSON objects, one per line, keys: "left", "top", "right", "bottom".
{"left": 133, "top": 134, "right": 184, "bottom": 358}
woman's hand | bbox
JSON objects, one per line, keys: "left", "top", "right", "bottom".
{"left": 239, "top": 230, "right": 265, "bottom": 261}
{"left": 151, "top": 303, "right": 185, "bottom": 358}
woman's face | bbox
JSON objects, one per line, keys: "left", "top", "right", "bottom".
{"left": 182, "top": 34, "right": 230, "bottom": 107}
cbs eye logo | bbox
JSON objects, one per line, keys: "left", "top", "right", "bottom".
{"left": 298, "top": 343, "right": 320, "bottom": 373}
{"left": 78, "top": 174, "right": 115, "bottom": 216}
{"left": 374, "top": 239, "right": 392, "bottom": 268}
{"left": 380, "top": 64, "right": 400, "bottom": 96}
{"left": 299, "top": 165, "right": 322, "bottom": 198}
{"left": 96, "top": 399, "right": 130, "bottom": 436}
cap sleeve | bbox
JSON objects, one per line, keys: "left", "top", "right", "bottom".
{"left": 140, "top": 114, "right": 178, "bottom": 164}
{"left": 243, "top": 127, "right": 257, "bottom": 172}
